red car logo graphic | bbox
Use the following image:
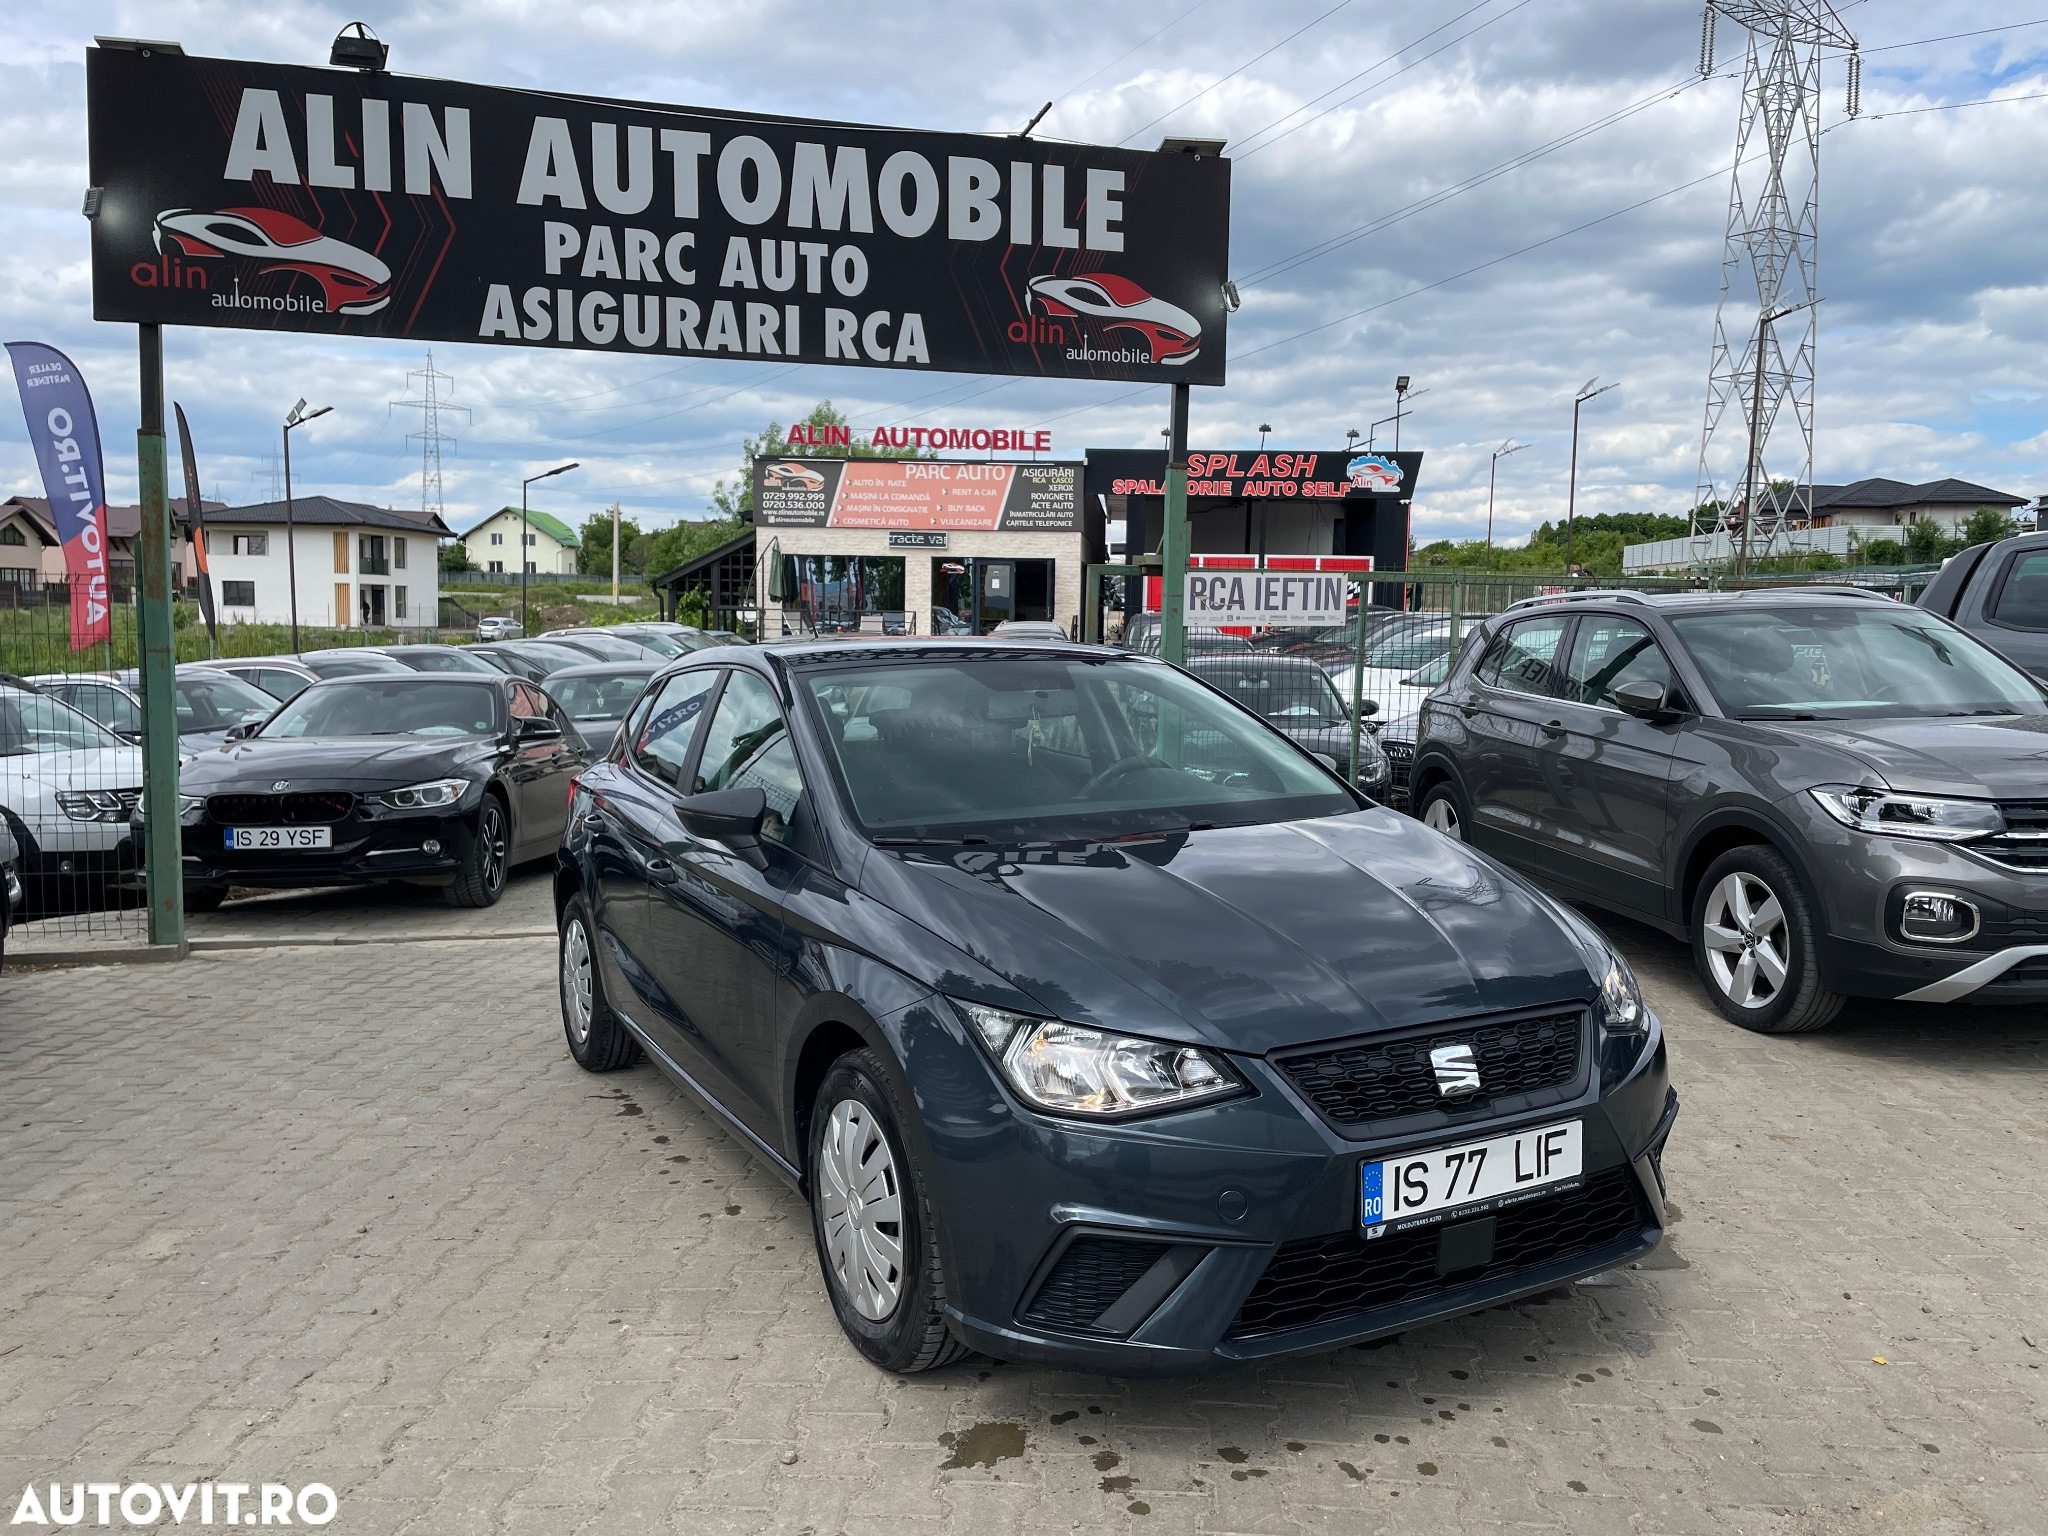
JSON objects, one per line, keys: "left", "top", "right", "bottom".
{"left": 155, "top": 208, "right": 393, "bottom": 316}
{"left": 1026, "top": 274, "right": 1201, "bottom": 366}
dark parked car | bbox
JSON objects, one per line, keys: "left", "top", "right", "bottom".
{"left": 1917, "top": 527, "right": 2048, "bottom": 682}
{"left": 1183, "top": 652, "right": 1389, "bottom": 801}
{"left": 469, "top": 639, "right": 618, "bottom": 681}
{"left": 556, "top": 640, "right": 1675, "bottom": 1374}
{"left": 211, "top": 657, "right": 326, "bottom": 702}
{"left": 376, "top": 644, "right": 503, "bottom": 676}
{"left": 31, "top": 666, "right": 279, "bottom": 754}
{"left": 542, "top": 662, "right": 660, "bottom": 752}
{"left": 1117, "top": 616, "right": 1252, "bottom": 655}
{"left": 298, "top": 648, "right": 416, "bottom": 678}
{"left": 172, "top": 673, "right": 590, "bottom": 910}
{"left": 1411, "top": 588, "right": 2048, "bottom": 1033}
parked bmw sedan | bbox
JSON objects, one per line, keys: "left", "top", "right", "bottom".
{"left": 555, "top": 640, "right": 1677, "bottom": 1374}
{"left": 173, "top": 673, "right": 590, "bottom": 910}
{"left": 1411, "top": 588, "right": 2048, "bottom": 1032}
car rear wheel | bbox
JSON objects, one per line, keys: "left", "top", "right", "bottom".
{"left": 1691, "top": 845, "right": 1843, "bottom": 1034}
{"left": 808, "top": 1049, "right": 968, "bottom": 1374}
{"left": 559, "top": 893, "right": 639, "bottom": 1070}
{"left": 445, "top": 794, "right": 509, "bottom": 908}
{"left": 1418, "top": 781, "right": 1466, "bottom": 841}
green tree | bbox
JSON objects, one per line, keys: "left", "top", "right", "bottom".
{"left": 438, "top": 539, "right": 475, "bottom": 575}
{"left": 1860, "top": 537, "right": 1903, "bottom": 565}
{"left": 1904, "top": 519, "right": 1960, "bottom": 565}
{"left": 577, "top": 503, "right": 648, "bottom": 577}
{"left": 1957, "top": 506, "right": 2020, "bottom": 548}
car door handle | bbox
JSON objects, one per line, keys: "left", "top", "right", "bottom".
{"left": 1541, "top": 719, "right": 1566, "bottom": 737}
{"left": 645, "top": 858, "right": 679, "bottom": 883}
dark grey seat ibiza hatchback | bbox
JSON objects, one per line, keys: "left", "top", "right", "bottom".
{"left": 556, "top": 640, "right": 1676, "bottom": 1374}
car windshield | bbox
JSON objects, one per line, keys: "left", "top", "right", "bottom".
{"left": 613, "top": 630, "right": 689, "bottom": 658}
{"left": 1670, "top": 605, "right": 2048, "bottom": 720}
{"left": 176, "top": 674, "right": 277, "bottom": 731}
{"left": 302, "top": 654, "right": 408, "bottom": 678}
{"left": 548, "top": 669, "right": 655, "bottom": 721}
{"left": 802, "top": 654, "right": 1351, "bottom": 842}
{"left": 1361, "top": 623, "right": 1455, "bottom": 670}
{"left": 261, "top": 680, "right": 502, "bottom": 738}
{"left": 1197, "top": 663, "right": 1351, "bottom": 727}
{"left": 0, "top": 687, "right": 123, "bottom": 755}
{"left": 559, "top": 633, "right": 647, "bottom": 660}
{"left": 504, "top": 641, "right": 604, "bottom": 674}
{"left": 392, "top": 648, "right": 498, "bottom": 675}
{"left": 1406, "top": 654, "right": 1452, "bottom": 687}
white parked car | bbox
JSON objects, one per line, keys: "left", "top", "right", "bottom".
{"left": 0, "top": 681, "right": 147, "bottom": 914}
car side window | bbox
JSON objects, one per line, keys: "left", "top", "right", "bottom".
{"left": 693, "top": 671, "right": 807, "bottom": 846}
{"left": 260, "top": 669, "right": 310, "bottom": 701}
{"left": 1476, "top": 616, "right": 1568, "bottom": 698}
{"left": 630, "top": 670, "right": 719, "bottom": 788}
{"left": 509, "top": 682, "right": 551, "bottom": 722}
{"left": 1991, "top": 551, "right": 2048, "bottom": 631}
{"left": 1561, "top": 617, "right": 1677, "bottom": 709}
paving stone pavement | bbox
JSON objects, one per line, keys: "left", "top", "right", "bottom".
{"left": 0, "top": 878, "right": 2043, "bottom": 1535}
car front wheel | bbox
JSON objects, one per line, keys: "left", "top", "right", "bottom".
{"left": 1691, "top": 845, "right": 1843, "bottom": 1034}
{"left": 560, "top": 893, "right": 639, "bottom": 1070}
{"left": 446, "top": 794, "right": 509, "bottom": 908}
{"left": 808, "top": 1049, "right": 968, "bottom": 1374}
{"left": 1418, "top": 781, "right": 1466, "bottom": 841}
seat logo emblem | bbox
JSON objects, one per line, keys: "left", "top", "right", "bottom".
{"left": 1430, "top": 1043, "right": 1482, "bottom": 1096}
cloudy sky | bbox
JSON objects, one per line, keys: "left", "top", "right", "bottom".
{"left": 3, "top": 0, "right": 2044, "bottom": 545}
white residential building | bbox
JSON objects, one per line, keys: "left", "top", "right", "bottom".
{"left": 190, "top": 496, "right": 450, "bottom": 630}
{"left": 457, "top": 506, "right": 581, "bottom": 576}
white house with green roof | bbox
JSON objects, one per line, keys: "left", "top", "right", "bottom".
{"left": 459, "top": 506, "right": 581, "bottom": 576}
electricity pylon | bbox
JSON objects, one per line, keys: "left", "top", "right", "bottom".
{"left": 390, "top": 351, "right": 470, "bottom": 523}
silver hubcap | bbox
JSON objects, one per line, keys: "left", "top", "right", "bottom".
{"left": 1701, "top": 872, "right": 1790, "bottom": 1010}
{"left": 562, "top": 918, "right": 594, "bottom": 1045}
{"left": 817, "top": 1098, "right": 905, "bottom": 1322}
{"left": 1422, "top": 796, "right": 1461, "bottom": 839}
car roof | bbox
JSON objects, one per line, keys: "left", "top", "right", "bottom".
{"left": 547, "top": 661, "right": 661, "bottom": 677}
{"left": 756, "top": 637, "right": 1128, "bottom": 668}
{"left": 1502, "top": 586, "right": 1898, "bottom": 617}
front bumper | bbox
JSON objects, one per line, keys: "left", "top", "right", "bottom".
{"left": 897, "top": 999, "right": 1675, "bottom": 1374}
{"left": 172, "top": 806, "right": 479, "bottom": 889}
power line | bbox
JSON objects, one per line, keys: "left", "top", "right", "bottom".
{"left": 1041, "top": 0, "right": 1219, "bottom": 129}
{"left": 1859, "top": 87, "right": 2048, "bottom": 120}
{"left": 1232, "top": 0, "right": 1526, "bottom": 159}
{"left": 1863, "top": 17, "right": 2048, "bottom": 53}
{"left": 1117, "top": 0, "right": 1358, "bottom": 147}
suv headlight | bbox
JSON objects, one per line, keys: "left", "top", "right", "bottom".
{"left": 1595, "top": 953, "right": 1646, "bottom": 1035}
{"left": 1810, "top": 786, "right": 2002, "bottom": 842}
{"left": 954, "top": 1001, "right": 1242, "bottom": 1118}
{"left": 372, "top": 778, "right": 470, "bottom": 810}
{"left": 57, "top": 789, "right": 133, "bottom": 822}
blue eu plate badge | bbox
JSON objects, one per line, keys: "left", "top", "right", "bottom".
{"left": 1360, "top": 1161, "right": 1387, "bottom": 1239}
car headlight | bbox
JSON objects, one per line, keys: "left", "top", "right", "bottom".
{"left": 954, "top": 1001, "right": 1242, "bottom": 1118}
{"left": 373, "top": 777, "right": 471, "bottom": 810}
{"left": 1809, "top": 785, "right": 2003, "bottom": 842}
{"left": 179, "top": 794, "right": 207, "bottom": 826}
{"left": 1595, "top": 952, "right": 1646, "bottom": 1035}
{"left": 56, "top": 789, "right": 133, "bottom": 822}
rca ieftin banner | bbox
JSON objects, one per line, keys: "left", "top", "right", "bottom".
{"left": 87, "top": 48, "right": 1232, "bottom": 384}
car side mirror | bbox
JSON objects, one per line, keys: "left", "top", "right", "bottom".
{"left": 1356, "top": 698, "right": 1379, "bottom": 717}
{"left": 514, "top": 714, "right": 563, "bottom": 742}
{"left": 677, "top": 785, "right": 769, "bottom": 867}
{"left": 223, "top": 721, "right": 256, "bottom": 742}
{"left": 1613, "top": 678, "right": 1674, "bottom": 720}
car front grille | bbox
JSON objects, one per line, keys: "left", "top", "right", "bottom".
{"left": 1226, "top": 1166, "right": 1650, "bottom": 1339}
{"left": 1021, "top": 1236, "right": 1171, "bottom": 1334}
{"left": 1979, "top": 802, "right": 2048, "bottom": 871}
{"left": 207, "top": 791, "right": 357, "bottom": 825}
{"left": 1272, "top": 1010, "right": 1584, "bottom": 1134}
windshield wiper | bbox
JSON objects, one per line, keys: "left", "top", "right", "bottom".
{"left": 871, "top": 835, "right": 993, "bottom": 847}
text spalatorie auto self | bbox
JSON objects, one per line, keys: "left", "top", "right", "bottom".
{"left": 86, "top": 48, "right": 1231, "bottom": 385}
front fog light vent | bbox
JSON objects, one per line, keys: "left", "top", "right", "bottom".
{"left": 1899, "top": 891, "right": 1979, "bottom": 945}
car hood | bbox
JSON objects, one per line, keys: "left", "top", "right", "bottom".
{"left": 1754, "top": 714, "right": 2048, "bottom": 799}
{"left": 855, "top": 811, "right": 1600, "bottom": 1055}
{"left": 0, "top": 746, "right": 145, "bottom": 792}
{"left": 180, "top": 734, "right": 500, "bottom": 790}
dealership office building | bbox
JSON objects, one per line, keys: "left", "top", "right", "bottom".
{"left": 744, "top": 447, "right": 1425, "bottom": 637}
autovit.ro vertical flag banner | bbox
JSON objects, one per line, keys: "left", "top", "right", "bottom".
{"left": 174, "top": 402, "right": 218, "bottom": 643}
{"left": 5, "top": 342, "right": 112, "bottom": 649}
{"left": 86, "top": 47, "right": 1231, "bottom": 384}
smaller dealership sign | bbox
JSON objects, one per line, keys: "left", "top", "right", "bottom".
{"left": 753, "top": 459, "right": 1082, "bottom": 532}
{"left": 1097, "top": 449, "right": 1422, "bottom": 502}
{"left": 1184, "top": 568, "right": 1349, "bottom": 627}
{"left": 787, "top": 422, "right": 1054, "bottom": 453}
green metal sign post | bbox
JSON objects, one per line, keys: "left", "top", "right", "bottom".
{"left": 1158, "top": 383, "right": 1192, "bottom": 667}
{"left": 135, "top": 323, "right": 184, "bottom": 950}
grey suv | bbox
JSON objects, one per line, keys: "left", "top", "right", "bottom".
{"left": 1411, "top": 588, "right": 2048, "bottom": 1032}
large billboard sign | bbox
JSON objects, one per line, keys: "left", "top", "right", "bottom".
{"left": 752, "top": 459, "right": 1083, "bottom": 532}
{"left": 87, "top": 48, "right": 1232, "bottom": 384}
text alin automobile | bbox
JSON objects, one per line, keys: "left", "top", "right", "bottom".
{"left": 1025, "top": 275, "right": 1201, "bottom": 367}
{"left": 153, "top": 208, "right": 393, "bottom": 316}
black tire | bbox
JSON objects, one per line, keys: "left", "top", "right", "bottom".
{"left": 183, "top": 883, "right": 228, "bottom": 914}
{"left": 1416, "top": 779, "right": 1468, "bottom": 841}
{"left": 1690, "top": 844, "right": 1843, "bottom": 1034}
{"left": 808, "top": 1048, "right": 969, "bottom": 1374}
{"left": 445, "top": 793, "right": 510, "bottom": 908}
{"left": 559, "top": 893, "right": 640, "bottom": 1070}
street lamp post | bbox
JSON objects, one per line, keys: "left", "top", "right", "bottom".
{"left": 1486, "top": 439, "right": 1525, "bottom": 570}
{"left": 521, "top": 462, "right": 580, "bottom": 633}
{"left": 1565, "top": 378, "right": 1617, "bottom": 577}
{"left": 282, "top": 399, "right": 332, "bottom": 654}
{"left": 1393, "top": 376, "right": 1411, "bottom": 451}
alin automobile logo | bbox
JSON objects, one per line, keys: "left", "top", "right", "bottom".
{"left": 1346, "top": 454, "right": 1405, "bottom": 492}
{"left": 1024, "top": 274, "right": 1201, "bottom": 367}
{"left": 152, "top": 208, "right": 393, "bottom": 316}
{"left": 762, "top": 462, "right": 828, "bottom": 493}
{"left": 1429, "top": 1043, "right": 1482, "bottom": 1096}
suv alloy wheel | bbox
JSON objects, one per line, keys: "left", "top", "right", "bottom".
{"left": 1690, "top": 846, "right": 1844, "bottom": 1033}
